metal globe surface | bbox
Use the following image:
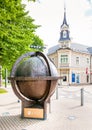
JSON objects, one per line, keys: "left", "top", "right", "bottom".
{"left": 15, "top": 56, "right": 49, "bottom": 77}
{"left": 15, "top": 56, "right": 58, "bottom": 77}
{"left": 14, "top": 55, "right": 58, "bottom": 100}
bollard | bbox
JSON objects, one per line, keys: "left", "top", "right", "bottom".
{"left": 81, "top": 88, "right": 84, "bottom": 106}
{"left": 56, "top": 86, "right": 58, "bottom": 99}
{"left": 49, "top": 99, "right": 51, "bottom": 113}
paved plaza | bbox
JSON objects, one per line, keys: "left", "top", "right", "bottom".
{"left": 0, "top": 85, "right": 92, "bottom": 130}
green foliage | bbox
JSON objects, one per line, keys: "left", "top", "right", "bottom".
{"left": 0, "top": 88, "right": 8, "bottom": 94}
{"left": 0, "top": 0, "right": 44, "bottom": 71}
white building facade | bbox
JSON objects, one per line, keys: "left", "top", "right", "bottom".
{"left": 48, "top": 6, "right": 92, "bottom": 85}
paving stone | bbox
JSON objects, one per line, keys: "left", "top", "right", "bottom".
{"left": 0, "top": 85, "right": 92, "bottom": 130}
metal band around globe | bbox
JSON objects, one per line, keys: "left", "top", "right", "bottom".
{"left": 11, "top": 51, "right": 51, "bottom": 77}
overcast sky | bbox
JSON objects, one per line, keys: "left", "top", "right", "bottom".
{"left": 22, "top": 0, "right": 92, "bottom": 48}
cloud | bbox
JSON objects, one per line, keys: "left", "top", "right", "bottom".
{"left": 85, "top": 8, "right": 92, "bottom": 16}
{"left": 87, "top": 0, "right": 92, "bottom": 4}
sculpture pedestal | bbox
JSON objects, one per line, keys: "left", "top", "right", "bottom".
{"left": 21, "top": 100, "right": 47, "bottom": 120}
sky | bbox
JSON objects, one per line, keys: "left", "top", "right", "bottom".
{"left": 22, "top": 0, "right": 92, "bottom": 48}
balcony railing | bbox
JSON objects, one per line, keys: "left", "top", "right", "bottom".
{"left": 59, "top": 63, "right": 69, "bottom": 68}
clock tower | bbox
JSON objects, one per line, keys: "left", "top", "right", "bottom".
{"left": 58, "top": 4, "right": 71, "bottom": 48}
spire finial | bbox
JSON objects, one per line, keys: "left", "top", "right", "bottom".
{"left": 64, "top": 0, "right": 66, "bottom": 13}
{"left": 62, "top": 0, "right": 68, "bottom": 26}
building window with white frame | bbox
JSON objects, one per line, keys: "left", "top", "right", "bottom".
{"left": 61, "top": 55, "right": 68, "bottom": 64}
{"left": 76, "top": 57, "right": 79, "bottom": 64}
{"left": 87, "top": 58, "right": 89, "bottom": 64}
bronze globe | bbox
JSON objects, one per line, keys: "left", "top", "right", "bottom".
{"left": 9, "top": 51, "right": 61, "bottom": 119}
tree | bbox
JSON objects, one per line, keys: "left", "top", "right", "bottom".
{"left": 0, "top": 0, "right": 44, "bottom": 71}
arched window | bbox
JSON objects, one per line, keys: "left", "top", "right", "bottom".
{"left": 63, "top": 30, "right": 67, "bottom": 38}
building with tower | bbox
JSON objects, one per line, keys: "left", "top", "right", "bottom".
{"left": 47, "top": 5, "right": 92, "bottom": 85}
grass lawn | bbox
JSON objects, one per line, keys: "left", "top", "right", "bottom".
{"left": 0, "top": 88, "right": 8, "bottom": 94}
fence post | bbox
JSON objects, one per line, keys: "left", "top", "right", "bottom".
{"left": 81, "top": 88, "right": 84, "bottom": 106}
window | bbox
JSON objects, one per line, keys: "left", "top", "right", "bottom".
{"left": 61, "top": 55, "right": 68, "bottom": 64}
{"left": 87, "top": 58, "right": 89, "bottom": 64}
{"left": 76, "top": 57, "right": 79, "bottom": 64}
{"left": 63, "top": 76, "right": 67, "bottom": 81}
{"left": 63, "top": 30, "right": 67, "bottom": 38}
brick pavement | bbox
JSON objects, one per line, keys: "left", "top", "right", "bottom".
{"left": 0, "top": 85, "right": 92, "bottom": 130}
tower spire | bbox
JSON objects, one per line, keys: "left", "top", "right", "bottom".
{"left": 62, "top": 0, "right": 68, "bottom": 26}
{"left": 58, "top": 0, "right": 71, "bottom": 47}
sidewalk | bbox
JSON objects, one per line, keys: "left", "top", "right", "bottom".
{"left": 0, "top": 85, "right": 92, "bottom": 130}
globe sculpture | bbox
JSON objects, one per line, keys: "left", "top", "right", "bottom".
{"left": 9, "top": 51, "right": 61, "bottom": 120}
